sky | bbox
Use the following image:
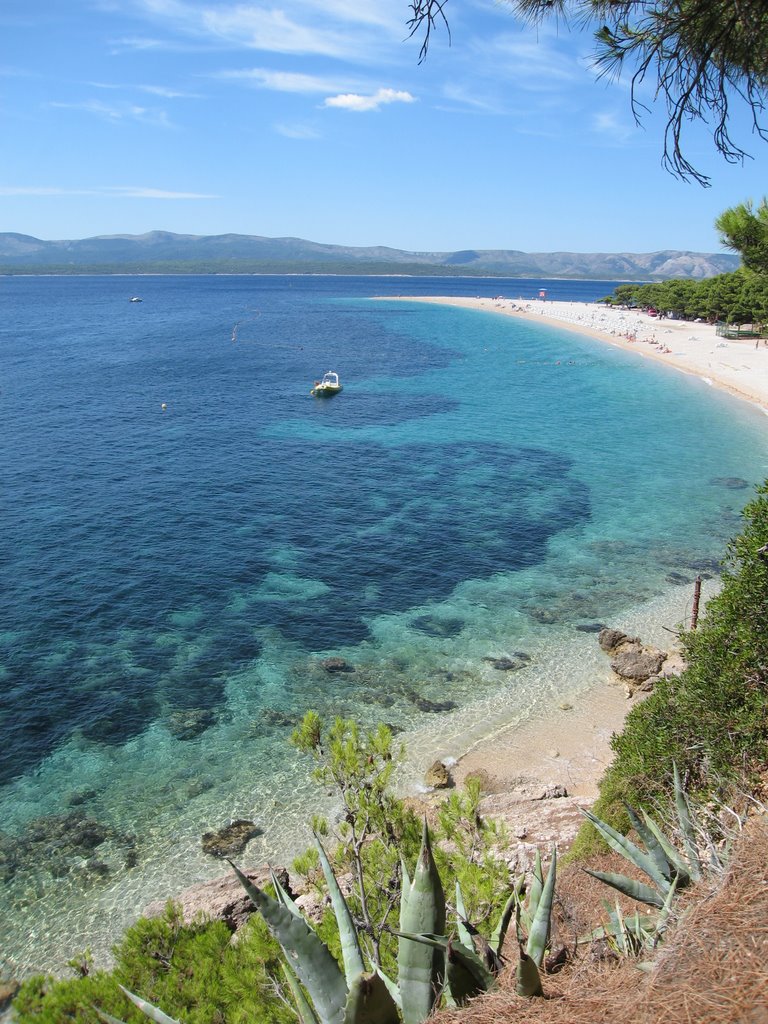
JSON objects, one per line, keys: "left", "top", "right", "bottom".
{"left": 2, "top": 0, "right": 768, "bottom": 254}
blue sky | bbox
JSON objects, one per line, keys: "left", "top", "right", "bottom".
{"left": 2, "top": 0, "right": 767, "bottom": 253}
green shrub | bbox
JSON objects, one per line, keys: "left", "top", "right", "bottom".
{"left": 14, "top": 904, "right": 294, "bottom": 1024}
{"left": 572, "top": 480, "right": 768, "bottom": 855}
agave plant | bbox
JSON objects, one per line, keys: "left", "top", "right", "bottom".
{"left": 579, "top": 763, "right": 724, "bottom": 959}
{"left": 582, "top": 764, "right": 705, "bottom": 910}
{"left": 511, "top": 846, "right": 557, "bottom": 998}
{"left": 106, "top": 818, "right": 519, "bottom": 1024}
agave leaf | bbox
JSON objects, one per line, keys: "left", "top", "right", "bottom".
{"left": 395, "top": 932, "right": 495, "bottom": 991}
{"left": 653, "top": 874, "right": 679, "bottom": 943}
{"left": 118, "top": 987, "right": 181, "bottom": 1024}
{"left": 581, "top": 910, "right": 659, "bottom": 944}
{"left": 527, "top": 850, "right": 543, "bottom": 921}
{"left": 490, "top": 879, "right": 523, "bottom": 957}
{"left": 673, "top": 763, "right": 702, "bottom": 880}
{"left": 314, "top": 833, "right": 365, "bottom": 985}
{"left": 271, "top": 866, "right": 303, "bottom": 918}
{"left": 343, "top": 972, "right": 400, "bottom": 1024}
{"left": 640, "top": 811, "right": 691, "bottom": 887}
{"left": 397, "top": 819, "right": 446, "bottom": 1024}
{"left": 624, "top": 804, "right": 673, "bottom": 881}
{"left": 581, "top": 809, "right": 671, "bottom": 894}
{"left": 526, "top": 846, "right": 556, "bottom": 968}
{"left": 373, "top": 968, "right": 402, "bottom": 1010}
{"left": 454, "top": 881, "right": 475, "bottom": 951}
{"left": 230, "top": 861, "right": 348, "bottom": 1024}
{"left": 445, "top": 938, "right": 497, "bottom": 1005}
{"left": 95, "top": 1012, "right": 130, "bottom": 1024}
{"left": 583, "top": 868, "right": 665, "bottom": 908}
{"left": 282, "top": 962, "right": 321, "bottom": 1024}
{"left": 515, "top": 946, "right": 543, "bottom": 998}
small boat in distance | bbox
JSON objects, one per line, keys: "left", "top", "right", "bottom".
{"left": 129, "top": 296, "right": 143, "bottom": 302}
{"left": 311, "top": 371, "right": 342, "bottom": 397}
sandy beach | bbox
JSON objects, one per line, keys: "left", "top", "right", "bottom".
{"left": 402, "top": 296, "right": 768, "bottom": 413}
{"left": 398, "top": 295, "right": 768, "bottom": 802}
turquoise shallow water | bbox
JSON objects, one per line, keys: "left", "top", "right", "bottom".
{"left": 1, "top": 274, "right": 767, "bottom": 975}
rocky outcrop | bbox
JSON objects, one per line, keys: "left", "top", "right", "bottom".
{"left": 201, "top": 820, "right": 261, "bottom": 858}
{"left": 144, "top": 866, "right": 290, "bottom": 930}
{"left": 425, "top": 760, "right": 452, "bottom": 789}
{"left": 598, "top": 628, "right": 668, "bottom": 697}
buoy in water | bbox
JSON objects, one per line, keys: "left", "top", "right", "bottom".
{"left": 161, "top": 403, "right": 167, "bottom": 411}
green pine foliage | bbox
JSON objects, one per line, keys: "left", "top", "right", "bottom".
{"left": 606, "top": 271, "right": 768, "bottom": 329}
{"left": 580, "top": 481, "right": 768, "bottom": 842}
{"left": 14, "top": 904, "right": 294, "bottom": 1024}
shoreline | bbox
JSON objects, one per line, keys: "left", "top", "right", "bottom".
{"left": 395, "top": 296, "right": 768, "bottom": 413}
{"left": 393, "top": 295, "right": 768, "bottom": 803}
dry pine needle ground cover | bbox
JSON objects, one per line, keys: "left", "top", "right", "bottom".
{"left": 434, "top": 814, "right": 768, "bottom": 1024}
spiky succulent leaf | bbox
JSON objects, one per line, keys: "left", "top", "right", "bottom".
{"left": 230, "top": 861, "right": 348, "bottom": 1024}
{"left": 515, "top": 947, "right": 543, "bottom": 998}
{"left": 490, "top": 879, "right": 522, "bottom": 956}
{"left": 271, "top": 866, "right": 303, "bottom": 918}
{"left": 282, "top": 962, "right": 321, "bottom": 1024}
{"left": 454, "top": 881, "right": 474, "bottom": 951}
{"left": 624, "top": 804, "right": 673, "bottom": 881}
{"left": 342, "top": 972, "right": 400, "bottom": 1024}
{"left": 96, "top": 1012, "right": 130, "bottom": 1024}
{"left": 397, "top": 820, "right": 446, "bottom": 1024}
{"left": 527, "top": 850, "right": 543, "bottom": 921}
{"left": 445, "top": 937, "right": 497, "bottom": 1005}
{"left": 582, "top": 910, "right": 659, "bottom": 944}
{"left": 373, "top": 968, "right": 402, "bottom": 1010}
{"left": 581, "top": 809, "right": 670, "bottom": 894}
{"left": 583, "top": 868, "right": 665, "bottom": 908}
{"left": 640, "top": 811, "right": 691, "bottom": 887}
{"left": 395, "top": 932, "right": 494, "bottom": 988}
{"left": 673, "top": 763, "right": 702, "bottom": 880}
{"left": 314, "top": 833, "right": 365, "bottom": 985}
{"left": 526, "top": 847, "right": 556, "bottom": 968}
{"left": 118, "top": 987, "right": 181, "bottom": 1024}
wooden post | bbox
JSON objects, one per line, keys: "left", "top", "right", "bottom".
{"left": 691, "top": 575, "right": 702, "bottom": 630}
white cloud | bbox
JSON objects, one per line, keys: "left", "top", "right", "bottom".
{"left": 323, "top": 88, "right": 415, "bottom": 112}
{"left": 591, "top": 110, "right": 635, "bottom": 143}
{"left": 221, "top": 67, "right": 350, "bottom": 94}
{"left": 49, "top": 99, "right": 173, "bottom": 127}
{"left": 0, "top": 185, "right": 218, "bottom": 199}
{"left": 275, "top": 122, "right": 321, "bottom": 139}
{"left": 126, "top": 0, "right": 403, "bottom": 59}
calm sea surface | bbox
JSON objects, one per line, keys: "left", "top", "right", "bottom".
{"left": 2, "top": 274, "right": 767, "bottom": 974}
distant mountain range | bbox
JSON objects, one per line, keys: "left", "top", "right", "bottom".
{"left": 0, "top": 231, "right": 740, "bottom": 280}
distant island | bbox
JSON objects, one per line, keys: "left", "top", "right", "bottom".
{"left": 0, "top": 230, "right": 739, "bottom": 280}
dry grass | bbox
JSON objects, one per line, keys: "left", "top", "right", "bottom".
{"left": 434, "top": 814, "right": 768, "bottom": 1024}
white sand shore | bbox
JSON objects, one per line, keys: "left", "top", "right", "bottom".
{"left": 394, "top": 295, "right": 767, "bottom": 801}
{"left": 402, "top": 296, "right": 768, "bottom": 413}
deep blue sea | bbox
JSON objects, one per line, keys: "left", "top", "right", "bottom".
{"left": 2, "top": 273, "right": 767, "bottom": 974}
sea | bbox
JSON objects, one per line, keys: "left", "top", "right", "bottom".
{"left": 1, "top": 273, "right": 767, "bottom": 977}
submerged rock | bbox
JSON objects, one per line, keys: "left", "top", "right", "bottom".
{"left": 710, "top": 476, "right": 749, "bottom": 489}
{"left": 166, "top": 708, "right": 216, "bottom": 741}
{"left": 411, "top": 615, "right": 465, "bottom": 638}
{"left": 482, "top": 653, "right": 531, "bottom": 672}
{"left": 575, "top": 622, "right": 607, "bottom": 633}
{"left": 201, "top": 820, "right": 261, "bottom": 858}
{"left": 320, "top": 657, "right": 355, "bottom": 673}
